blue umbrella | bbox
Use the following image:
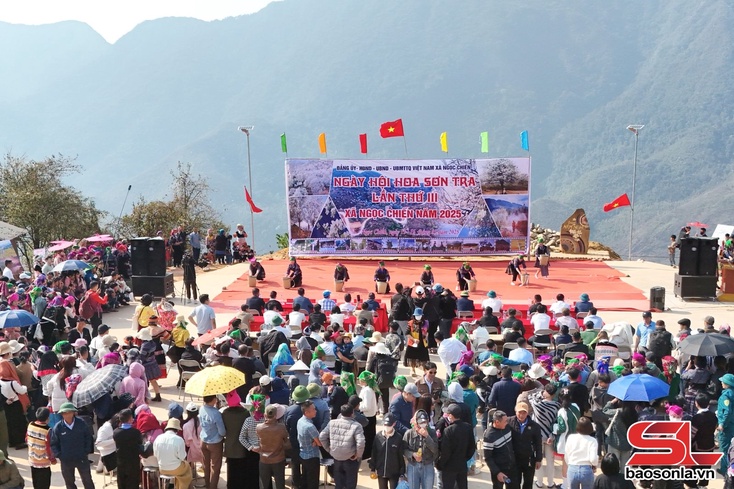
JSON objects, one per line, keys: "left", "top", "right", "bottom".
{"left": 607, "top": 373, "right": 670, "bottom": 402}
{"left": 0, "top": 310, "right": 40, "bottom": 329}
{"left": 52, "top": 260, "right": 90, "bottom": 273}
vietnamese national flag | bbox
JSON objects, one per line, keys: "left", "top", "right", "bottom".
{"left": 379, "top": 119, "right": 404, "bottom": 138}
{"left": 244, "top": 186, "right": 263, "bottom": 213}
{"left": 603, "top": 193, "right": 631, "bottom": 212}
{"left": 359, "top": 133, "right": 368, "bottom": 154}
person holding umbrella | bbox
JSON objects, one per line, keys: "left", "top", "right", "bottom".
{"left": 718, "top": 374, "right": 734, "bottom": 474}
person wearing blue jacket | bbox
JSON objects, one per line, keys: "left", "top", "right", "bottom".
{"left": 50, "top": 402, "right": 94, "bottom": 489}
{"left": 389, "top": 382, "right": 419, "bottom": 436}
{"left": 487, "top": 367, "right": 522, "bottom": 416}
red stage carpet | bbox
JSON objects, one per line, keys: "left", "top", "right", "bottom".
{"left": 210, "top": 259, "right": 648, "bottom": 317}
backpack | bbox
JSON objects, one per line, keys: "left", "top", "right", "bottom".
{"left": 648, "top": 329, "right": 673, "bottom": 358}
{"left": 79, "top": 293, "right": 95, "bottom": 320}
{"left": 377, "top": 356, "right": 398, "bottom": 389}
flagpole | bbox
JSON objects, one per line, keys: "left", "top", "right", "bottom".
{"left": 627, "top": 124, "right": 644, "bottom": 261}
{"left": 403, "top": 136, "right": 408, "bottom": 157}
{"left": 238, "top": 125, "right": 256, "bottom": 252}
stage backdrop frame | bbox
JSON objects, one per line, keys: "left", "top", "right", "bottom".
{"left": 286, "top": 158, "right": 530, "bottom": 256}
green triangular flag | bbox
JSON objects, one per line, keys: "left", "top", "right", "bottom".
{"left": 281, "top": 133, "right": 288, "bottom": 153}
{"left": 480, "top": 131, "right": 489, "bottom": 153}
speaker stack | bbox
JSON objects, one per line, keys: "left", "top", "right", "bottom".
{"left": 674, "top": 237, "right": 718, "bottom": 299}
{"left": 131, "top": 237, "right": 174, "bottom": 298}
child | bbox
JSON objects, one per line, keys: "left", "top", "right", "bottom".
{"left": 27, "top": 407, "right": 56, "bottom": 489}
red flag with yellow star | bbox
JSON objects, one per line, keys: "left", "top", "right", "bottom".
{"left": 603, "top": 193, "right": 631, "bottom": 212}
{"left": 379, "top": 119, "right": 404, "bottom": 138}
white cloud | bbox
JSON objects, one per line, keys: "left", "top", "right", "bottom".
{"left": 0, "top": 0, "right": 276, "bottom": 43}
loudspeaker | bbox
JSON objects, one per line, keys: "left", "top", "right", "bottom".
{"left": 130, "top": 238, "right": 150, "bottom": 276}
{"left": 673, "top": 273, "right": 717, "bottom": 299}
{"left": 697, "top": 238, "right": 719, "bottom": 276}
{"left": 649, "top": 286, "right": 665, "bottom": 311}
{"left": 132, "top": 273, "right": 174, "bottom": 298}
{"left": 146, "top": 238, "right": 167, "bottom": 277}
{"left": 678, "top": 238, "right": 700, "bottom": 276}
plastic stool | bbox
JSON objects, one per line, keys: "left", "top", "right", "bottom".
{"left": 142, "top": 467, "right": 159, "bottom": 489}
{"left": 159, "top": 474, "right": 176, "bottom": 489}
{"left": 320, "top": 458, "right": 334, "bottom": 489}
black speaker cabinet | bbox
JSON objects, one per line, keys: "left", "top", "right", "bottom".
{"left": 697, "top": 238, "right": 719, "bottom": 276}
{"left": 132, "top": 273, "right": 174, "bottom": 298}
{"left": 678, "top": 238, "right": 700, "bottom": 276}
{"left": 650, "top": 286, "right": 665, "bottom": 310}
{"left": 130, "top": 237, "right": 150, "bottom": 276}
{"left": 673, "top": 274, "right": 717, "bottom": 300}
{"left": 146, "top": 238, "right": 167, "bottom": 277}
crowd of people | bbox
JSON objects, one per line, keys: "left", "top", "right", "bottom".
{"left": 4, "top": 242, "right": 734, "bottom": 489}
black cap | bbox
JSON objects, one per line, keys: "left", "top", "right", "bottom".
{"left": 445, "top": 403, "right": 462, "bottom": 418}
{"left": 415, "top": 410, "right": 429, "bottom": 423}
{"left": 383, "top": 413, "right": 397, "bottom": 426}
{"left": 642, "top": 311, "right": 652, "bottom": 318}
{"left": 677, "top": 318, "right": 691, "bottom": 327}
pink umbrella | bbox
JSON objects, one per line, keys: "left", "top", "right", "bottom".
{"left": 688, "top": 222, "right": 708, "bottom": 228}
{"left": 85, "top": 234, "right": 113, "bottom": 243}
{"left": 48, "top": 241, "right": 75, "bottom": 252}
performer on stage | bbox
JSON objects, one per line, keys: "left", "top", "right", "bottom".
{"left": 419, "top": 265, "right": 434, "bottom": 288}
{"left": 334, "top": 263, "right": 350, "bottom": 282}
{"left": 249, "top": 257, "right": 265, "bottom": 281}
{"left": 508, "top": 255, "right": 527, "bottom": 286}
{"left": 534, "top": 237, "right": 551, "bottom": 279}
{"left": 286, "top": 257, "right": 302, "bottom": 288}
{"left": 374, "top": 261, "right": 391, "bottom": 294}
{"left": 455, "top": 262, "right": 475, "bottom": 291}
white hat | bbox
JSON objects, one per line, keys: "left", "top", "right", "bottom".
{"left": 613, "top": 358, "right": 625, "bottom": 367}
{"left": 481, "top": 365, "right": 499, "bottom": 376}
{"left": 414, "top": 286, "right": 425, "bottom": 295}
{"left": 259, "top": 375, "right": 272, "bottom": 386}
{"left": 370, "top": 332, "right": 383, "bottom": 343}
{"left": 136, "top": 328, "right": 152, "bottom": 341}
{"left": 7, "top": 340, "right": 24, "bottom": 354}
{"left": 185, "top": 402, "right": 199, "bottom": 412}
{"left": 370, "top": 342, "right": 391, "bottom": 356}
{"left": 288, "top": 360, "right": 310, "bottom": 372}
{"left": 19, "top": 272, "right": 31, "bottom": 279}
{"left": 527, "top": 364, "right": 547, "bottom": 380}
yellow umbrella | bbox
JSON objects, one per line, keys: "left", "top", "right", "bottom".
{"left": 184, "top": 365, "right": 245, "bottom": 397}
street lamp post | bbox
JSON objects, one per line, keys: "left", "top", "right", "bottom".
{"left": 626, "top": 124, "right": 644, "bottom": 261}
{"left": 238, "top": 125, "right": 255, "bottom": 252}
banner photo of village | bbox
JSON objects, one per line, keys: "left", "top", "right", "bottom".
{"left": 285, "top": 158, "right": 530, "bottom": 256}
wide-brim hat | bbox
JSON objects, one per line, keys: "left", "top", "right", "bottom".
{"left": 527, "top": 364, "right": 547, "bottom": 380}
{"left": 136, "top": 328, "right": 153, "bottom": 341}
{"left": 175, "top": 314, "right": 187, "bottom": 324}
{"left": 165, "top": 418, "right": 182, "bottom": 431}
{"left": 481, "top": 365, "right": 499, "bottom": 376}
{"left": 371, "top": 342, "right": 391, "bottom": 355}
{"left": 306, "top": 383, "right": 321, "bottom": 398}
{"left": 0, "top": 343, "right": 11, "bottom": 356}
{"left": 7, "top": 340, "right": 23, "bottom": 354}
{"left": 288, "top": 360, "right": 310, "bottom": 372}
{"left": 291, "top": 385, "right": 310, "bottom": 404}
{"left": 370, "top": 332, "right": 383, "bottom": 343}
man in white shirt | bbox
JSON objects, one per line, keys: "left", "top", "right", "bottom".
{"left": 435, "top": 330, "right": 467, "bottom": 375}
{"left": 188, "top": 293, "right": 217, "bottom": 336}
{"left": 481, "top": 290, "right": 503, "bottom": 312}
{"left": 583, "top": 307, "right": 603, "bottom": 329}
{"left": 2, "top": 260, "right": 14, "bottom": 281}
{"left": 554, "top": 308, "right": 578, "bottom": 330}
{"left": 470, "top": 323, "right": 490, "bottom": 350}
{"left": 508, "top": 337, "right": 533, "bottom": 365}
{"left": 530, "top": 304, "right": 551, "bottom": 331}
{"left": 288, "top": 303, "right": 306, "bottom": 328}
{"left": 338, "top": 293, "right": 357, "bottom": 315}
{"left": 549, "top": 293, "right": 571, "bottom": 315}
{"left": 41, "top": 256, "right": 54, "bottom": 275}
{"left": 89, "top": 324, "right": 111, "bottom": 359}
{"left": 153, "top": 418, "right": 192, "bottom": 489}
{"left": 263, "top": 309, "right": 284, "bottom": 327}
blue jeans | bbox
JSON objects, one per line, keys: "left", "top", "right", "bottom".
{"left": 407, "top": 462, "right": 434, "bottom": 489}
{"left": 567, "top": 465, "right": 594, "bottom": 489}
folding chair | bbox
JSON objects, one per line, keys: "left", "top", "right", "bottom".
{"left": 177, "top": 359, "right": 203, "bottom": 401}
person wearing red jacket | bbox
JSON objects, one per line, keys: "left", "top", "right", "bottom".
{"left": 81, "top": 281, "right": 107, "bottom": 336}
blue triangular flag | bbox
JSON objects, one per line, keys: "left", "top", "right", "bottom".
{"left": 521, "top": 130, "right": 529, "bottom": 151}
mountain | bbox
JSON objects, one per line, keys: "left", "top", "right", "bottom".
{"left": 1, "top": 1, "right": 732, "bottom": 257}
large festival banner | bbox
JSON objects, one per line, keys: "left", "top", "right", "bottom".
{"left": 286, "top": 158, "right": 530, "bottom": 256}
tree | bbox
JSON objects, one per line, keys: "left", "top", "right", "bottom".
{"left": 118, "top": 161, "right": 224, "bottom": 237}
{"left": 0, "top": 153, "right": 105, "bottom": 247}
{"left": 482, "top": 158, "right": 522, "bottom": 193}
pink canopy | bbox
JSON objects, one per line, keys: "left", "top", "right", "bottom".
{"left": 48, "top": 240, "right": 75, "bottom": 251}
{"left": 85, "top": 234, "right": 113, "bottom": 243}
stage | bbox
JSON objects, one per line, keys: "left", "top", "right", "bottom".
{"left": 209, "top": 258, "right": 650, "bottom": 320}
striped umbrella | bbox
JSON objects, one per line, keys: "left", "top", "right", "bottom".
{"left": 72, "top": 364, "right": 127, "bottom": 407}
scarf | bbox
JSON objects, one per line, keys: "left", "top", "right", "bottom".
{"left": 358, "top": 371, "right": 380, "bottom": 394}
{"left": 250, "top": 394, "right": 266, "bottom": 421}
{"left": 269, "top": 343, "right": 295, "bottom": 377}
{"left": 340, "top": 372, "right": 357, "bottom": 397}
{"left": 393, "top": 375, "right": 407, "bottom": 391}
{"left": 312, "top": 345, "right": 325, "bottom": 361}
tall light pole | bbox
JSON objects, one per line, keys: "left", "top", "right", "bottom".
{"left": 626, "top": 124, "right": 644, "bottom": 261}
{"left": 238, "top": 125, "right": 256, "bottom": 251}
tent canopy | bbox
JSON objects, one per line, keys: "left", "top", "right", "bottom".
{"left": 0, "top": 221, "right": 26, "bottom": 241}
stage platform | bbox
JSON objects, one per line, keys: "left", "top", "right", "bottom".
{"left": 209, "top": 258, "right": 649, "bottom": 316}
